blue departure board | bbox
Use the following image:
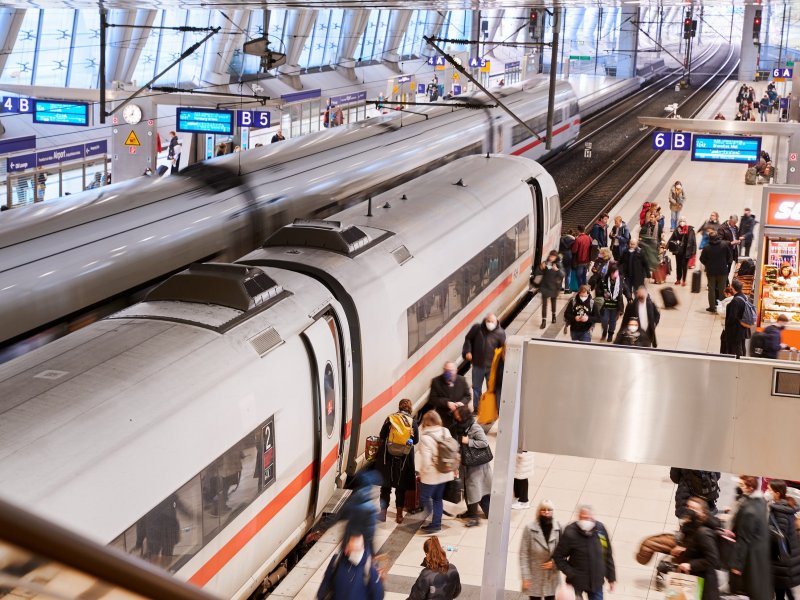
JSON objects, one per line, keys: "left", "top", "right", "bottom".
{"left": 691, "top": 135, "right": 761, "bottom": 164}
{"left": 32, "top": 100, "right": 89, "bottom": 126}
{"left": 176, "top": 108, "right": 234, "bottom": 135}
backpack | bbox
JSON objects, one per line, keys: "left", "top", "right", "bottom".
{"left": 749, "top": 331, "right": 768, "bottom": 357}
{"left": 386, "top": 412, "right": 413, "bottom": 456}
{"left": 426, "top": 431, "right": 461, "bottom": 473}
{"left": 687, "top": 471, "right": 718, "bottom": 500}
{"left": 740, "top": 299, "right": 757, "bottom": 327}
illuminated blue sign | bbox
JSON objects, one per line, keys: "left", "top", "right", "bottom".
{"left": 1, "top": 96, "right": 32, "bottom": 114}
{"left": 236, "top": 110, "right": 271, "bottom": 129}
{"left": 176, "top": 108, "right": 234, "bottom": 135}
{"left": 32, "top": 100, "right": 89, "bottom": 126}
{"left": 427, "top": 56, "right": 446, "bottom": 67}
{"left": 691, "top": 135, "right": 761, "bottom": 164}
{"left": 469, "top": 57, "right": 488, "bottom": 68}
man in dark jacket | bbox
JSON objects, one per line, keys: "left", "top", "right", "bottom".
{"left": 674, "top": 497, "right": 721, "bottom": 600}
{"left": 610, "top": 215, "right": 630, "bottom": 261}
{"left": 730, "top": 475, "right": 771, "bottom": 600}
{"left": 700, "top": 230, "right": 733, "bottom": 312}
{"left": 590, "top": 213, "right": 609, "bottom": 248}
{"left": 763, "top": 314, "right": 789, "bottom": 358}
{"left": 739, "top": 208, "right": 757, "bottom": 257}
{"left": 719, "top": 215, "right": 741, "bottom": 275}
{"left": 317, "top": 533, "right": 384, "bottom": 600}
{"left": 428, "top": 362, "right": 470, "bottom": 431}
{"left": 553, "top": 506, "right": 616, "bottom": 598}
{"left": 462, "top": 314, "right": 505, "bottom": 414}
{"left": 613, "top": 316, "right": 651, "bottom": 347}
{"left": 620, "top": 240, "right": 649, "bottom": 298}
{"left": 621, "top": 287, "right": 660, "bottom": 348}
{"left": 723, "top": 279, "right": 749, "bottom": 357}
{"left": 571, "top": 225, "right": 592, "bottom": 286}
{"left": 560, "top": 230, "right": 576, "bottom": 293}
{"left": 669, "top": 469, "right": 720, "bottom": 518}
{"left": 565, "top": 285, "right": 600, "bottom": 342}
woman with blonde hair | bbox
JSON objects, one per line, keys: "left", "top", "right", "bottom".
{"left": 416, "top": 410, "right": 456, "bottom": 534}
{"left": 520, "top": 500, "right": 562, "bottom": 600}
{"left": 407, "top": 536, "right": 461, "bottom": 599}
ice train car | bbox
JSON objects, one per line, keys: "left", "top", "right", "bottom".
{"left": 0, "top": 77, "right": 578, "bottom": 359}
{"left": 0, "top": 154, "right": 561, "bottom": 598}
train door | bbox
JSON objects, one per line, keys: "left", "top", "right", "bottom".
{"left": 302, "top": 311, "right": 345, "bottom": 517}
{"left": 526, "top": 178, "right": 545, "bottom": 270}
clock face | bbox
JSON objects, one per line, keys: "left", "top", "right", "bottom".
{"left": 122, "top": 104, "right": 142, "bottom": 124}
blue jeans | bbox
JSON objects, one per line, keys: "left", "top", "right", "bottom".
{"left": 420, "top": 482, "right": 446, "bottom": 527}
{"left": 471, "top": 365, "right": 490, "bottom": 413}
{"left": 582, "top": 591, "right": 603, "bottom": 600}
{"left": 600, "top": 309, "right": 619, "bottom": 340}
{"left": 670, "top": 210, "right": 680, "bottom": 230}
{"left": 575, "top": 264, "right": 588, "bottom": 286}
{"left": 570, "top": 329, "right": 592, "bottom": 342}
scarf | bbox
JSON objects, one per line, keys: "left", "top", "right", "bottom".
{"left": 606, "top": 275, "right": 621, "bottom": 299}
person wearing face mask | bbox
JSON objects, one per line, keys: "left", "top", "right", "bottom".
{"left": 621, "top": 287, "right": 660, "bottom": 348}
{"left": 564, "top": 285, "right": 600, "bottom": 343}
{"left": 729, "top": 475, "right": 771, "bottom": 600}
{"left": 766, "top": 480, "right": 800, "bottom": 600}
{"left": 552, "top": 506, "right": 616, "bottom": 599}
{"left": 620, "top": 240, "right": 650, "bottom": 299}
{"left": 596, "top": 263, "right": 626, "bottom": 343}
{"left": 668, "top": 181, "right": 686, "bottom": 231}
{"left": 671, "top": 497, "right": 721, "bottom": 600}
{"left": 452, "top": 405, "right": 492, "bottom": 527}
{"left": 739, "top": 208, "right": 757, "bottom": 257}
{"left": 667, "top": 218, "right": 697, "bottom": 286}
{"left": 520, "top": 500, "right": 562, "bottom": 600}
{"left": 407, "top": 536, "right": 461, "bottom": 600}
{"left": 317, "top": 533, "right": 384, "bottom": 600}
{"left": 462, "top": 314, "right": 506, "bottom": 415}
{"left": 337, "top": 470, "right": 382, "bottom": 555}
{"left": 428, "top": 362, "right": 470, "bottom": 432}
{"left": 534, "top": 250, "right": 565, "bottom": 329}
{"left": 761, "top": 314, "right": 790, "bottom": 359}
{"left": 700, "top": 229, "right": 733, "bottom": 313}
{"left": 613, "top": 316, "right": 650, "bottom": 347}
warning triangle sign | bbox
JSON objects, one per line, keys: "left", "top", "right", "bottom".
{"left": 124, "top": 131, "right": 141, "bottom": 146}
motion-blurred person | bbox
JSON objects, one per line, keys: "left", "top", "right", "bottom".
{"left": 553, "top": 505, "right": 616, "bottom": 598}
{"left": 564, "top": 285, "right": 600, "bottom": 343}
{"left": 596, "top": 262, "right": 625, "bottom": 343}
{"left": 610, "top": 215, "right": 630, "bottom": 262}
{"left": 338, "top": 470, "right": 381, "bottom": 553}
{"left": 317, "top": 533, "right": 384, "bottom": 600}
{"left": 520, "top": 500, "right": 562, "bottom": 599}
{"left": 766, "top": 480, "right": 800, "bottom": 600}
{"left": 462, "top": 314, "right": 505, "bottom": 414}
{"left": 560, "top": 229, "right": 576, "bottom": 293}
{"left": 375, "top": 398, "right": 418, "bottom": 524}
{"left": 271, "top": 129, "right": 285, "bottom": 143}
{"left": 762, "top": 314, "right": 789, "bottom": 359}
{"left": 720, "top": 215, "right": 741, "bottom": 276}
{"left": 513, "top": 450, "right": 534, "bottom": 510}
{"left": 700, "top": 229, "right": 732, "bottom": 313}
{"left": 739, "top": 208, "right": 757, "bottom": 257}
{"left": 215, "top": 142, "right": 226, "bottom": 157}
{"left": 453, "top": 406, "right": 492, "bottom": 527}
{"left": 87, "top": 172, "right": 103, "bottom": 190}
{"left": 672, "top": 497, "right": 721, "bottom": 600}
{"left": 667, "top": 217, "right": 697, "bottom": 286}
{"left": 622, "top": 287, "right": 660, "bottom": 348}
{"left": 416, "top": 410, "right": 457, "bottom": 534}
{"left": 407, "top": 536, "right": 461, "bottom": 600}
{"left": 730, "top": 475, "right": 771, "bottom": 600}
{"left": 669, "top": 469, "right": 720, "bottom": 518}
{"left": 35, "top": 167, "right": 47, "bottom": 202}
{"left": 640, "top": 212, "right": 660, "bottom": 273}
{"left": 698, "top": 212, "right": 721, "bottom": 251}
{"left": 571, "top": 225, "right": 592, "bottom": 286}
{"left": 535, "top": 250, "right": 564, "bottom": 329}
{"left": 620, "top": 240, "right": 649, "bottom": 298}
{"left": 590, "top": 213, "right": 609, "bottom": 248}
{"left": 668, "top": 181, "right": 686, "bottom": 230}
{"left": 428, "top": 362, "right": 470, "bottom": 431}
{"left": 722, "top": 279, "right": 749, "bottom": 357}
{"left": 613, "top": 316, "right": 650, "bottom": 347}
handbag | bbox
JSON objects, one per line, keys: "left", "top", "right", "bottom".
{"left": 769, "top": 511, "right": 789, "bottom": 558}
{"left": 666, "top": 572, "right": 704, "bottom": 600}
{"left": 461, "top": 443, "right": 493, "bottom": 467}
{"left": 443, "top": 478, "right": 463, "bottom": 504}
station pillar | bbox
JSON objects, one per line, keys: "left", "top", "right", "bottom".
{"left": 738, "top": 3, "right": 758, "bottom": 82}
{"left": 616, "top": 6, "right": 639, "bottom": 79}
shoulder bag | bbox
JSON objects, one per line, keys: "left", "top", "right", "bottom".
{"left": 462, "top": 442, "right": 493, "bottom": 467}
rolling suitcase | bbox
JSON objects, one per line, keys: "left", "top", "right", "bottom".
{"left": 404, "top": 476, "right": 423, "bottom": 514}
{"left": 691, "top": 270, "right": 702, "bottom": 293}
{"left": 660, "top": 287, "right": 678, "bottom": 309}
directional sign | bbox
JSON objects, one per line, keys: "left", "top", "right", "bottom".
{"left": 237, "top": 109, "right": 271, "bottom": 128}
{"left": 1, "top": 96, "right": 32, "bottom": 114}
{"left": 569, "top": 55, "right": 592, "bottom": 61}
{"left": 773, "top": 67, "right": 793, "bottom": 79}
{"left": 6, "top": 140, "right": 108, "bottom": 173}
{"left": 426, "top": 56, "right": 446, "bottom": 67}
{"left": 124, "top": 131, "right": 141, "bottom": 146}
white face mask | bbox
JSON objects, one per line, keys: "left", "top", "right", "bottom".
{"left": 485, "top": 321, "right": 497, "bottom": 331}
{"left": 579, "top": 295, "right": 588, "bottom": 301}
{"left": 627, "top": 325, "right": 638, "bottom": 333}
{"left": 348, "top": 549, "right": 364, "bottom": 565}
{"left": 765, "top": 490, "right": 775, "bottom": 503}
{"left": 577, "top": 519, "right": 595, "bottom": 532}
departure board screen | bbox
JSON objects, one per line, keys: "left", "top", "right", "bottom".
{"left": 691, "top": 134, "right": 761, "bottom": 164}
{"left": 32, "top": 100, "right": 89, "bottom": 126}
{"left": 176, "top": 108, "right": 234, "bottom": 135}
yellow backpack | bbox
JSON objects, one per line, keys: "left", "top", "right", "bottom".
{"left": 386, "top": 412, "right": 413, "bottom": 456}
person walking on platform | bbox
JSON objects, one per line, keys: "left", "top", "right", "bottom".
{"left": 565, "top": 285, "right": 600, "bottom": 343}
{"left": 596, "top": 263, "right": 626, "bottom": 343}
{"left": 462, "top": 314, "right": 505, "bottom": 415}
{"left": 610, "top": 216, "right": 630, "bottom": 262}
{"left": 453, "top": 406, "right": 492, "bottom": 527}
{"left": 668, "top": 181, "right": 686, "bottom": 231}
{"left": 520, "top": 500, "right": 562, "bottom": 598}
{"left": 375, "top": 399, "right": 418, "bottom": 524}
{"left": 766, "top": 480, "right": 800, "bottom": 600}
{"left": 667, "top": 218, "right": 697, "bottom": 286}
{"left": 560, "top": 230, "right": 576, "bottom": 293}
{"left": 407, "top": 536, "right": 461, "bottom": 600}
{"left": 671, "top": 497, "right": 721, "bottom": 600}
{"left": 512, "top": 451, "right": 534, "bottom": 510}
{"left": 640, "top": 212, "right": 660, "bottom": 274}
{"left": 613, "top": 316, "right": 650, "bottom": 347}
{"left": 739, "top": 208, "right": 757, "bottom": 257}
{"left": 719, "top": 215, "right": 741, "bottom": 277}
{"left": 698, "top": 212, "right": 721, "bottom": 251}
{"left": 700, "top": 230, "right": 732, "bottom": 313}
{"left": 759, "top": 93, "right": 770, "bottom": 122}
{"left": 729, "top": 475, "right": 771, "bottom": 600}
{"left": 271, "top": 129, "right": 285, "bottom": 143}
{"left": 534, "top": 250, "right": 564, "bottom": 329}
{"left": 590, "top": 214, "right": 609, "bottom": 248}
{"left": 428, "top": 362, "right": 470, "bottom": 432}
{"left": 762, "top": 314, "right": 789, "bottom": 358}
{"left": 722, "top": 279, "right": 750, "bottom": 357}
{"left": 620, "top": 240, "right": 649, "bottom": 299}
{"left": 415, "top": 411, "right": 457, "bottom": 534}
{"left": 317, "top": 533, "right": 384, "bottom": 600}
{"left": 553, "top": 506, "right": 616, "bottom": 598}
{"left": 622, "top": 287, "right": 660, "bottom": 348}
{"left": 571, "top": 226, "right": 592, "bottom": 287}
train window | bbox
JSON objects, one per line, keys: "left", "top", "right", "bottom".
{"left": 569, "top": 101, "right": 580, "bottom": 117}
{"left": 516, "top": 217, "right": 531, "bottom": 257}
{"left": 549, "top": 196, "right": 561, "bottom": 230}
{"left": 324, "top": 362, "right": 336, "bottom": 437}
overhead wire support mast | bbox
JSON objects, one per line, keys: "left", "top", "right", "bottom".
{"left": 422, "top": 35, "right": 543, "bottom": 143}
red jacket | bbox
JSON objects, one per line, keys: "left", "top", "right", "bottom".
{"left": 572, "top": 233, "right": 592, "bottom": 264}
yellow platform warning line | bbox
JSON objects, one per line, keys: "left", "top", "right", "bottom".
{"left": 124, "top": 131, "right": 141, "bottom": 146}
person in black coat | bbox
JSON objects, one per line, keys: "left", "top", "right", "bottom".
{"left": 667, "top": 219, "right": 697, "bottom": 286}
{"left": 553, "top": 506, "right": 616, "bottom": 596}
{"left": 564, "top": 285, "right": 601, "bottom": 343}
{"left": 766, "top": 480, "right": 800, "bottom": 600}
{"left": 722, "top": 279, "right": 749, "bottom": 357}
{"left": 673, "top": 497, "right": 721, "bottom": 600}
{"left": 621, "top": 287, "right": 660, "bottom": 348}
{"left": 730, "top": 475, "right": 772, "bottom": 600}
{"left": 719, "top": 216, "right": 741, "bottom": 274}
{"left": 700, "top": 231, "right": 733, "bottom": 312}
{"left": 620, "top": 240, "right": 650, "bottom": 299}
{"left": 613, "top": 316, "right": 651, "bottom": 347}
{"left": 739, "top": 208, "right": 757, "bottom": 257}
{"left": 535, "top": 250, "right": 565, "bottom": 328}
{"left": 763, "top": 315, "right": 789, "bottom": 358}
{"left": 428, "top": 362, "right": 470, "bottom": 431}
{"left": 669, "top": 469, "right": 720, "bottom": 518}
{"left": 375, "top": 398, "right": 418, "bottom": 525}
{"left": 462, "top": 315, "right": 505, "bottom": 414}
{"left": 408, "top": 536, "right": 461, "bottom": 600}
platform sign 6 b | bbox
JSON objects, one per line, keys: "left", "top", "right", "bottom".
{"left": 652, "top": 131, "right": 691, "bottom": 151}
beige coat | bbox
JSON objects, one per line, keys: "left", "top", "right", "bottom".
{"left": 415, "top": 425, "right": 456, "bottom": 485}
{"left": 520, "top": 520, "right": 562, "bottom": 595}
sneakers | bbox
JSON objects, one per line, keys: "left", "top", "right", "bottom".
{"left": 511, "top": 501, "right": 530, "bottom": 510}
{"left": 465, "top": 518, "right": 480, "bottom": 527}
{"left": 420, "top": 524, "right": 441, "bottom": 534}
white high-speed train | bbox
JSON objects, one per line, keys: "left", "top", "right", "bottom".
{"left": 0, "top": 77, "right": 579, "bottom": 360}
{"left": 0, "top": 154, "right": 561, "bottom": 598}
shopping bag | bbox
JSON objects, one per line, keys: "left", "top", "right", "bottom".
{"left": 688, "top": 255, "right": 697, "bottom": 269}
{"left": 666, "top": 572, "right": 704, "bottom": 600}
{"left": 554, "top": 583, "right": 576, "bottom": 600}
{"left": 477, "top": 392, "right": 498, "bottom": 424}
{"left": 568, "top": 270, "right": 579, "bottom": 292}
